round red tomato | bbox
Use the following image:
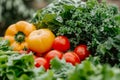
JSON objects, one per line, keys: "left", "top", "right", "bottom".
{"left": 52, "top": 36, "right": 70, "bottom": 52}
{"left": 33, "top": 55, "right": 38, "bottom": 59}
{"left": 45, "top": 50, "right": 63, "bottom": 62}
{"left": 19, "top": 50, "right": 28, "bottom": 54}
{"left": 35, "top": 57, "right": 49, "bottom": 70}
{"left": 63, "top": 52, "right": 81, "bottom": 65}
{"left": 19, "top": 49, "right": 33, "bottom": 54}
{"left": 74, "top": 44, "right": 89, "bottom": 61}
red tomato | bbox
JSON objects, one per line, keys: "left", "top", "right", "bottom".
{"left": 26, "top": 49, "right": 32, "bottom": 53}
{"left": 19, "top": 49, "right": 32, "bottom": 54}
{"left": 19, "top": 50, "right": 28, "bottom": 54}
{"left": 33, "top": 55, "right": 38, "bottom": 59}
{"left": 35, "top": 57, "right": 49, "bottom": 70}
{"left": 52, "top": 36, "right": 70, "bottom": 52}
{"left": 74, "top": 44, "right": 89, "bottom": 61}
{"left": 45, "top": 50, "right": 63, "bottom": 62}
{"left": 63, "top": 52, "right": 81, "bottom": 65}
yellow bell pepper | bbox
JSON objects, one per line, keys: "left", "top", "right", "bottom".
{"left": 4, "top": 21, "right": 36, "bottom": 51}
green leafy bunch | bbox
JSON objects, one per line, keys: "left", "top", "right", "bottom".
{"left": 0, "top": 53, "right": 33, "bottom": 80}
{"left": 96, "top": 34, "right": 120, "bottom": 67}
{"left": 0, "top": 50, "right": 53, "bottom": 80}
{"left": 68, "top": 60, "right": 120, "bottom": 80}
{"left": 1, "top": 53, "right": 120, "bottom": 80}
{"left": 0, "top": 38, "right": 12, "bottom": 51}
{"left": 31, "top": 0, "right": 86, "bottom": 32}
{"left": 31, "top": 0, "right": 120, "bottom": 49}
{"left": 49, "top": 58, "right": 120, "bottom": 80}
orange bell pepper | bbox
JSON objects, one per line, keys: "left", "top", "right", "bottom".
{"left": 4, "top": 21, "right": 36, "bottom": 51}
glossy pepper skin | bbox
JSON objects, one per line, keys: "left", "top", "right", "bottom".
{"left": 4, "top": 21, "right": 36, "bottom": 51}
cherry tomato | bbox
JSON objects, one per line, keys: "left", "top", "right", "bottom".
{"left": 52, "top": 36, "right": 70, "bottom": 52}
{"left": 33, "top": 55, "right": 38, "bottom": 59}
{"left": 45, "top": 50, "right": 63, "bottom": 62}
{"left": 63, "top": 52, "right": 81, "bottom": 65}
{"left": 19, "top": 50, "right": 29, "bottom": 54}
{"left": 35, "top": 57, "right": 49, "bottom": 70}
{"left": 74, "top": 44, "right": 89, "bottom": 61}
{"left": 19, "top": 49, "right": 32, "bottom": 54}
{"left": 26, "top": 49, "right": 32, "bottom": 53}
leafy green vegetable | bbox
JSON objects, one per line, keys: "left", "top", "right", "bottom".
{"left": 0, "top": 38, "right": 12, "bottom": 51}
{"left": 50, "top": 58, "right": 75, "bottom": 80}
{"left": 1, "top": 52, "right": 120, "bottom": 80}
{"left": 68, "top": 60, "right": 120, "bottom": 80}
{"left": 32, "top": 0, "right": 120, "bottom": 50}
{"left": 31, "top": 0, "right": 120, "bottom": 48}
{"left": 39, "top": 58, "right": 120, "bottom": 80}
{"left": 31, "top": 0, "right": 86, "bottom": 33}
{"left": 0, "top": 51, "right": 54, "bottom": 80}
{"left": 96, "top": 34, "right": 120, "bottom": 67}
{"left": 35, "top": 70, "right": 54, "bottom": 80}
{"left": 0, "top": 53, "right": 34, "bottom": 80}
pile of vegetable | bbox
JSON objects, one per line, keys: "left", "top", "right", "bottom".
{"left": 0, "top": 0, "right": 120, "bottom": 80}
{"left": 31, "top": 0, "right": 120, "bottom": 66}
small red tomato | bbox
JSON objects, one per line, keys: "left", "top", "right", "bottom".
{"left": 74, "top": 44, "right": 89, "bottom": 61}
{"left": 19, "top": 50, "right": 27, "bottom": 54}
{"left": 35, "top": 57, "right": 49, "bottom": 70}
{"left": 63, "top": 52, "right": 81, "bottom": 65}
{"left": 33, "top": 55, "right": 38, "bottom": 59}
{"left": 45, "top": 50, "right": 63, "bottom": 62}
{"left": 52, "top": 36, "right": 70, "bottom": 52}
{"left": 26, "top": 49, "right": 32, "bottom": 53}
{"left": 19, "top": 49, "right": 32, "bottom": 54}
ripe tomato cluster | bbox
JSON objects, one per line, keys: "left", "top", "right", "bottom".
{"left": 19, "top": 36, "right": 90, "bottom": 70}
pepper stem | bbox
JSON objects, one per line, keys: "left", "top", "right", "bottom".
{"left": 15, "top": 31, "right": 25, "bottom": 43}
